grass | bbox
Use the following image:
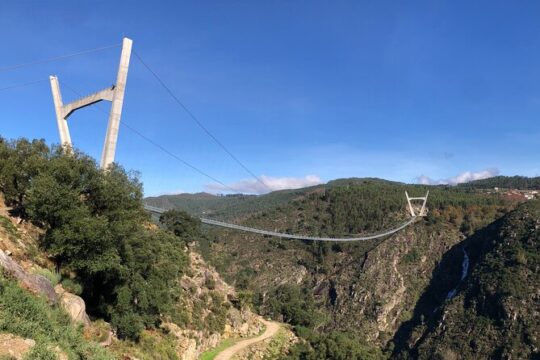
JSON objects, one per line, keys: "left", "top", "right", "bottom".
{"left": 262, "top": 327, "right": 289, "bottom": 360}
{"left": 31, "top": 267, "right": 60, "bottom": 286}
{"left": 200, "top": 338, "right": 237, "bottom": 360}
{"left": 0, "top": 215, "right": 19, "bottom": 242}
{"left": 0, "top": 271, "right": 113, "bottom": 360}
{"left": 108, "top": 330, "right": 179, "bottom": 360}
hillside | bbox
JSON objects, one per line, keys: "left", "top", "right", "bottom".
{"left": 144, "top": 178, "right": 404, "bottom": 221}
{"left": 146, "top": 176, "right": 539, "bottom": 223}
{"left": 0, "top": 137, "right": 294, "bottom": 359}
{"left": 457, "top": 175, "right": 540, "bottom": 190}
{"left": 3, "top": 136, "right": 538, "bottom": 359}
{"left": 395, "top": 199, "right": 540, "bottom": 359}
{"left": 0, "top": 197, "right": 277, "bottom": 359}
{"left": 145, "top": 189, "right": 312, "bottom": 220}
{"left": 147, "top": 176, "right": 540, "bottom": 358}
{"left": 157, "top": 179, "right": 522, "bottom": 357}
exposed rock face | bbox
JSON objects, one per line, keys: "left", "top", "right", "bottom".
{"left": 0, "top": 250, "right": 57, "bottom": 304}
{"left": 0, "top": 333, "right": 35, "bottom": 360}
{"left": 163, "top": 322, "right": 221, "bottom": 360}
{"left": 54, "top": 284, "right": 91, "bottom": 326}
{"left": 162, "top": 251, "right": 264, "bottom": 360}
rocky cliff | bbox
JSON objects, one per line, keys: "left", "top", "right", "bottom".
{"left": 191, "top": 180, "right": 517, "bottom": 357}
{"left": 395, "top": 200, "right": 540, "bottom": 359}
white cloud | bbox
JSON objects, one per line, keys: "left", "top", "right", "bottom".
{"left": 206, "top": 175, "right": 323, "bottom": 194}
{"left": 416, "top": 168, "right": 500, "bottom": 186}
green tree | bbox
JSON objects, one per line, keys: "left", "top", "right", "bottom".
{"left": 0, "top": 138, "right": 49, "bottom": 218}
{"left": 0, "top": 138, "right": 189, "bottom": 340}
{"left": 159, "top": 209, "right": 202, "bottom": 244}
{"left": 286, "top": 331, "right": 384, "bottom": 360}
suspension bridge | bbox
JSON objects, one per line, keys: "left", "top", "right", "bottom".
{"left": 1, "top": 37, "right": 429, "bottom": 242}
{"left": 143, "top": 200, "right": 425, "bottom": 242}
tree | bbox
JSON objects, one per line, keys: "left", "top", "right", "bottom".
{"left": 159, "top": 209, "right": 202, "bottom": 244}
{"left": 0, "top": 138, "right": 49, "bottom": 218}
{"left": 286, "top": 331, "right": 384, "bottom": 360}
{"left": 0, "top": 138, "right": 189, "bottom": 340}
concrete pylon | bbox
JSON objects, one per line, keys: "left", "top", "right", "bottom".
{"left": 49, "top": 37, "right": 132, "bottom": 169}
{"left": 49, "top": 75, "right": 72, "bottom": 148}
{"left": 100, "top": 37, "right": 132, "bottom": 169}
{"left": 405, "top": 190, "right": 429, "bottom": 217}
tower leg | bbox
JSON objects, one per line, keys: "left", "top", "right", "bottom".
{"left": 419, "top": 190, "right": 429, "bottom": 216}
{"left": 49, "top": 75, "right": 72, "bottom": 148}
{"left": 405, "top": 191, "right": 416, "bottom": 217}
{"left": 100, "top": 37, "right": 132, "bottom": 169}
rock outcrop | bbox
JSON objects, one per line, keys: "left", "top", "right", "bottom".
{"left": 54, "top": 284, "right": 91, "bottom": 326}
{"left": 163, "top": 251, "right": 264, "bottom": 360}
{"left": 0, "top": 250, "right": 57, "bottom": 304}
{"left": 0, "top": 333, "right": 35, "bottom": 360}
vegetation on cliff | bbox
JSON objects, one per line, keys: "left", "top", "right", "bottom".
{"left": 0, "top": 138, "right": 189, "bottom": 340}
{"left": 396, "top": 200, "right": 540, "bottom": 359}
{"left": 163, "top": 178, "right": 522, "bottom": 358}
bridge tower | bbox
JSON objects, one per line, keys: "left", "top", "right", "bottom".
{"left": 49, "top": 37, "right": 132, "bottom": 169}
{"left": 405, "top": 191, "right": 429, "bottom": 217}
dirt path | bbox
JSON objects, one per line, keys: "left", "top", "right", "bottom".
{"left": 214, "top": 319, "right": 280, "bottom": 360}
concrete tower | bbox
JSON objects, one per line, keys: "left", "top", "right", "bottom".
{"left": 49, "top": 37, "right": 132, "bottom": 169}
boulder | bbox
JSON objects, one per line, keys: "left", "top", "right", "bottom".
{"left": 0, "top": 250, "right": 57, "bottom": 304}
{"left": 54, "top": 284, "right": 90, "bottom": 326}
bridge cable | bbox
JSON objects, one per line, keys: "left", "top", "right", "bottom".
{"left": 0, "top": 79, "right": 48, "bottom": 92}
{"left": 61, "top": 83, "right": 242, "bottom": 193}
{"left": 0, "top": 43, "right": 120, "bottom": 74}
{"left": 132, "top": 51, "right": 273, "bottom": 193}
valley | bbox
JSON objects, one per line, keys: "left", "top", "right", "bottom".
{"left": 149, "top": 177, "right": 540, "bottom": 359}
{"left": 1, "top": 138, "right": 539, "bottom": 359}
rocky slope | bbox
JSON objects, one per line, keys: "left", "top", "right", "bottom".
{"left": 173, "top": 179, "right": 518, "bottom": 356}
{"left": 209, "top": 210, "right": 468, "bottom": 347}
{"left": 395, "top": 200, "right": 540, "bottom": 359}
{"left": 157, "top": 251, "right": 264, "bottom": 360}
{"left": 0, "top": 194, "right": 289, "bottom": 359}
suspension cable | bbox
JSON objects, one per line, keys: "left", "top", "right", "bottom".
{"left": 0, "top": 79, "right": 48, "bottom": 92}
{"left": 0, "top": 43, "right": 120, "bottom": 74}
{"left": 132, "top": 50, "right": 272, "bottom": 193}
{"left": 61, "top": 82, "right": 242, "bottom": 193}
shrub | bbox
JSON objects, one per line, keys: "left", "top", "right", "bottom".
{"left": 61, "top": 278, "right": 83, "bottom": 296}
{"left": 205, "top": 277, "right": 216, "bottom": 290}
{"left": 32, "top": 267, "right": 60, "bottom": 286}
{"left": 286, "top": 330, "right": 384, "bottom": 360}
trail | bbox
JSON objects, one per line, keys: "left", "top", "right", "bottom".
{"left": 214, "top": 319, "right": 280, "bottom": 360}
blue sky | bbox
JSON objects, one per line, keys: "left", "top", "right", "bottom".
{"left": 1, "top": 1, "right": 539, "bottom": 196}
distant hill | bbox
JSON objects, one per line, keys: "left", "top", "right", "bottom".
{"left": 150, "top": 176, "right": 533, "bottom": 221}
{"left": 458, "top": 175, "right": 540, "bottom": 190}
{"left": 144, "top": 178, "right": 404, "bottom": 220}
